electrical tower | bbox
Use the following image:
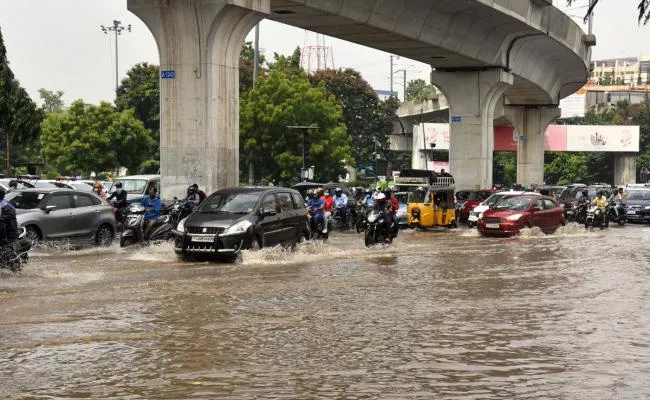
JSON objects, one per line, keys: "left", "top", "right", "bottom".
{"left": 300, "top": 32, "right": 335, "bottom": 73}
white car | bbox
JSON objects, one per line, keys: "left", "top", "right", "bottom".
{"left": 468, "top": 191, "right": 540, "bottom": 227}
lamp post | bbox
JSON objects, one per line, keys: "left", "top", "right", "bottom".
{"left": 287, "top": 125, "right": 318, "bottom": 181}
{"left": 101, "top": 20, "right": 132, "bottom": 94}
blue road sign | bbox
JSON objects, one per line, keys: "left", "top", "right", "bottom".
{"left": 451, "top": 116, "right": 462, "bottom": 123}
{"left": 161, "top": 70, "right": 176, "bottom": 79}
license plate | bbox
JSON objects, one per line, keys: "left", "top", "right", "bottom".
{"left": 566, "top": 211, "right": 574, "bottom": 215}
{"left": 191, "top": 236, "right": 214, "bottom": 243}
{"left": 486, "top": 223, "right": 500, "bottom": 229}
{"left": 628, "top": 210, "right": 636, "bottom": 215}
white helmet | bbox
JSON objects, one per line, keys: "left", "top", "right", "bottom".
{"left": 375, "top": 193, "right": 386, "bottom": 200}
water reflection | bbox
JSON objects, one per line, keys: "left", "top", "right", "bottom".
{"left": 1, "top": 226, "right": 650, "bottom": 398}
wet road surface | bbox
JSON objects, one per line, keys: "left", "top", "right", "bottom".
{"left": 1, "top": 224, "right": 650, "bottom": 399}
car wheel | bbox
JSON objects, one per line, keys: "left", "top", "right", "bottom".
{"left": 25, "top": 226, "right": 41, "bottom": 245}
{"left": 95, "top": 224, "right": 114, "bottom": 247}
{"left": 250, "top": 236, "right": 262, "bottom": 251}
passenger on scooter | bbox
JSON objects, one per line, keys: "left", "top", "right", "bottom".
{"left": 185, "top": 185, "right": 201, "bottom": 211}
{"left": 308, "top": 191, "right": 325, "bottom": 231}
{"left": 321, "top": 190, "right": 333, "bottom": 234}
{"left": 333, "top": 188, "right": 348, "bottom": 226}
{"left": 141, "top": 187, "right": 162, "bottom": 239}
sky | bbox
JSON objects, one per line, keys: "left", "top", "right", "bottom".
{"left": 0, "top": 0, "right": 646, "bottom": 106}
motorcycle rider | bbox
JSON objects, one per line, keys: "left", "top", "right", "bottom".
{"left": 321, "top": 190, "right": 333, "bottom": 234}
{"left": 372, "top": 192, "right": 394, "bottom": 236}
{"left": 0, "top": 190, "right": 17, "bottom": 245}
{"left": 384, "top": 189, "right": 399, "bottom": 238}
{"left": 592, "top": 190, "right": 608, "bottom": 225}
{"left": 307, "top": 190, "right": 325, "bottom": 232}
{"left": 611, "top": 187, "right": 628, "bottom": 218}
{"left": 190, "top": 183, "right": 207, "bottom": 203}
{"left": 141, "top": 186, "right": 162, "bottom": 239}
{"left": 185, "top": 185, "right": 202, "bottom": 211}
{"left": 107, "top": 181, "right": 127, "bottom": 209}
{"left": 358, "top": 189, "right": 374, "bottom": 207}
{"left": 333, "top": 188, "right": 348, "bottom": 227}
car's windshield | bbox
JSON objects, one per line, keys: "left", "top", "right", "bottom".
{"left": 485, "top": 194, "right": 506, "bottom": 206}
{"left": 109, "top": 179, "right": 148, "bottom": 194}
{"left": 6, "top": 191, "right": 47, "bottom": 209}
{"left": 198, "top": 193, "right": 260, "bottom": 214}
{"left": 34, "top": 181, "right": 59, "bottom": 189}
{"left": 494, "top": 196, "right": 533, "bottom": 211}
{"left": 0, "top": 180, "right": 33, "bottom": 190}
{"left": 627, "top": 190, "right": 650, "bottom": 200}
{"left": 409, "top": 190, "right": 427, "bottom": 203}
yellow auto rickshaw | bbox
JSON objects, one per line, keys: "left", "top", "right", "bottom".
{"left": 407, "top": 186, "right": 457, "bottom": 229}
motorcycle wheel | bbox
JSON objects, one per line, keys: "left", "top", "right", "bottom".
{"left": 356, "top": 218, "right": 365, "bottom": 233}
{"left": 619, "top": 218, "right": 626, "bottom": 226}
{"left": 364, "top": 230, "right": 375, "bottom": 247}
{"left": 120, "top": 237, "right": 135, "bottom": 248}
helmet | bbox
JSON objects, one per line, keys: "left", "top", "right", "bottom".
{"left": 375, "top": 192, "right": 386, "bottom": 201}
{"left": 597, "top": 190, "right": 604, "bottom": 197}
{"left": 335, "top": 187, "right": 342, "bottom": 194}
{"left": 187, "top": 185, "right": 197, "bottom": 195}
{"left": 115, "top": 182, "right": 122, "bottom": 188}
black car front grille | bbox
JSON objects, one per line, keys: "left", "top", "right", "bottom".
{"left": 483, "top": 217, "right": 504, "bottom": 224}
{"left": 187, "top": 226, "right": 225, "bottom": 235}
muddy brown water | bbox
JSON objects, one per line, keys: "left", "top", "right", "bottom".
{"left": 1, "top": 224, "right": 650, "bottom": 399}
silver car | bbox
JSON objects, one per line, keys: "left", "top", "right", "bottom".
{"left": 6, "top": 188, "right": 116, "bottom": 246}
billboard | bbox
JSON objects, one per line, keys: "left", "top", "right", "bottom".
{"left": 493, "top": 125, "right": 639, "bottom": 152}
{"left": 559, "top": 93, "right": 586, "bottom": 118}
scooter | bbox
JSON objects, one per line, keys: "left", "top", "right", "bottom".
{"left": 120, "top": 203, "right": 174, "bottom": 247}
{"left": 585, "top": 205, "right": 608, "bottom": 230}
{"left": 0, "top": 227, "right": 31, "bottom": 273}
{"left": 308, "top": 209, "right": 329, "bottom": 240}
{"left": 607, "top": 200, "right": 627, "bottom": 225}
{"left": 364, "top": 208, "right": 394, "bottom": 247}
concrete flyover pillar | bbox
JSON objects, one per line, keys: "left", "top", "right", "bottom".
{"left": 504, "top": 107, "right": 560, "bottom": 187}
{"left": 614, "top": 153, "right": 637, "bottom": 186}
{"left": 431, "top": 69, "right": 513, "bottom": 190}
{"left": 128, "top": 0, "right": 268, "bottom": 198}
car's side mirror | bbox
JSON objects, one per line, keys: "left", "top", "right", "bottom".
{"left": 260, "top": 208, "right": 276, "bottom": 217}
{"left": 43, "top": 204, "right": 57, "bottom": 213}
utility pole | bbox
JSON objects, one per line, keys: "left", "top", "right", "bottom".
{"left": 394, "top": 69, "right": 407, "bottom": 101}
{"left": 101, "top": 20, "right": 132, "bottom": 94}
{"left": 389, "top": 55, "right": 400, "bottom": 97}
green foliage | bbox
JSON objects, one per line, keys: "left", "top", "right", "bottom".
{"left": 405, "top": 78, "right": 437, "bottom": 102}
{"left": 38, "top": 89, "right": 64, "bottom": 113}
{"left": 40, "top": 100, "right": 154, "bottom": 176}
{"left": 268, "top": 47, "right": 302, "bottom": 75}
{"left": 115, "top": 62, "right": 160, "bottom": 160}
{"left": 493, "top": 152, "right": 517, "bottom": 186}
{"left": 240, "top": 41, "right": 265, "bottom": 93}
{"left": 566, "top": 0, "right": 650, "bottom": 24}
{"left": 240, "top": 69, "right": 352, "bottom": 185}
{"left": 309, "top": 68, "right": 394, "bottom": 172}
{"left": 137, "top": 159, "right": 160, "bottom": 175}
{"left": 0, "top": 27, "right": 43, "bottom": 174}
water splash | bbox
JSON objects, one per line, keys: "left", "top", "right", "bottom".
{"left": 126, "top": 241, "right": 177, "bottom": 262}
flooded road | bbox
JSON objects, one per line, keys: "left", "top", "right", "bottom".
{"left": 2, "top": 224, "right": 650, "bottom": 399}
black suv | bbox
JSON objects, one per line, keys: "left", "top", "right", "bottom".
{"left": 624, "top": 188, "right": 650, "bottom": 223}
{"left": 173, "top": 187, "right": 309, "bottom": 259}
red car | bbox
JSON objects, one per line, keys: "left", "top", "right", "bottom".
{"left": 457, "top": 189, "right": 494, "bottom": 222}
{"left": 477, "top": 195, "right": 565, "bottom": 236}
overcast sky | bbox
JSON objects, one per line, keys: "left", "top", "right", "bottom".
{"left": 0, "top": 0, "right": 645, "bottom": 106}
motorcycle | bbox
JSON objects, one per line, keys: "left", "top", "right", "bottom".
{"left": 585, "top": 205, "right": 608, "bottom": 230}
{"left": 566, "top": 201, "right": 588, "bottom": 224}
{"left": 308, "top": 209, "right": 329, "bottom": 240}
{"left": 355, "top": 204, "right": 368, "bottom": 233}
{"left": 332, "top": 207, "right": 350, "bottom": 231}
{"left": 111, "top": 200, "right": 129, "bottom": 230}
{"left": 364, "top": 208, "right": 394, "bottom": 247}
{"left": 120, "top": 203, "right": 174, "bottom": 247}
{"left": 168, "top": 200, "right": 195, "bottom": 229}
{"left": 607, "top": 200, "right": 627, "bottom": 225}
{"left": 0, "top": 227, "right": 31, "bottom": 273}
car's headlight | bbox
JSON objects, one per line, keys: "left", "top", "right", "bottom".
{"left": 222, "top": 220, "right": 252, "bottom": 236}
{"left": 506, "top": 214, "right": 523, "bottom": 221}
{"left": 644, "top": 206, "right": 650, "bottom": 210}
{"left": 177, "top": 217, "right": 188, "bottom": 232}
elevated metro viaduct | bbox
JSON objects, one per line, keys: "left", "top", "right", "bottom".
{"left": 128, "top": 0, "right": 592, "bottom": 196}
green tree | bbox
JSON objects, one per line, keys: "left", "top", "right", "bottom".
{"left": 0, "top": 27, "right": 43, "bottom": 174}
{"left": 38, "top": 88, "right": 64, "bottom": 113}
{"left": 309, "top": 68, "right": 393, "bottom": 172}
{"left": 567, "top": 0, "right": 650, "bottom": 24}
{"left": 240, "top": 41, "right": 266, "bottom": 94}
{"left": 405, "top": 78, "right": 437, "bottom": 102}
{"left": 240, "top": 70, "right": 352, "bottom": 184}
{"left": 116, "top": 62, "right": 160, "bottom": 143}
{"left": 41, "top": 100, "right": 153, "bottom": 176}
{"left": 268, "top": 47, "right": 302, "bottom": 76}
{"left": 493, "top": 152, "right": 517, "bottom": 186}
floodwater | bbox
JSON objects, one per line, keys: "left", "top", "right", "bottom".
{"left": 1, "top": 224, "right": 650, "bottom": 399}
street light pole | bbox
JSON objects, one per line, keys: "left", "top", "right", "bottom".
{"left": 101, "top": 20, "right": 132, "bottom": 94}
{"left": 287, "top": 125, "right": 318, "bottom": 181}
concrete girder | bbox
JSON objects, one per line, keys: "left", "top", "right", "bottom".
{"left": 503, "top": 107, "right": 560, "bottom": 187}
{"left": 431, "top": 69, "right": 514, "bottom": 190}
{"left": 128, "top": 0, "right": 268, "bottom": 198}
